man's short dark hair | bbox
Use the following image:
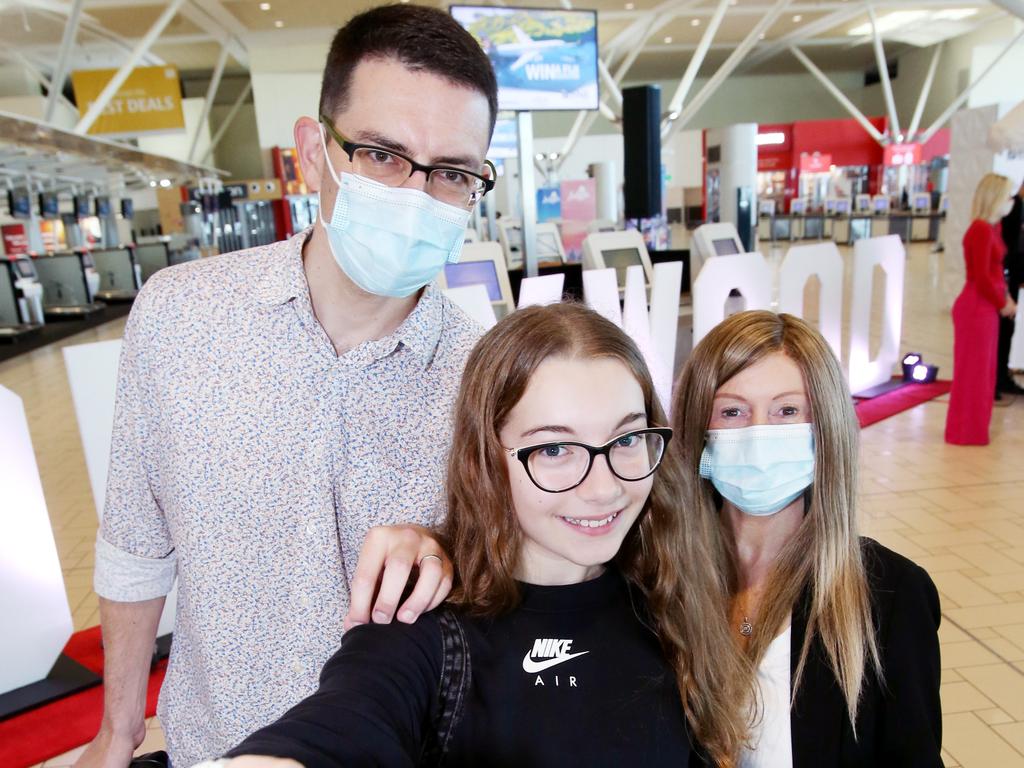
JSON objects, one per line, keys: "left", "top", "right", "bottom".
{"left": 319, "top": 4, "right": 499, "bottom": 138}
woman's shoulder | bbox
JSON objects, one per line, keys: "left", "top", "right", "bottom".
{"left": 859, "top": 537, "right": 939, "bottom": 621}
{"left": 965, "top": 218, "right": 998, "bottom": 243}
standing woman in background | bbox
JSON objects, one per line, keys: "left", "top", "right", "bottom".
{"left": 997, "top": 180, "right": 1024, "bottom": 396}
{"left": 946, "top": 172, "right": 1018, "bottom": 445}
{"left": 675, "top": 311, "right": 942, "bottom": 767}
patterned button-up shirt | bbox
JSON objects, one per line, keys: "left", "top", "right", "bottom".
{"left": 94, "top": 228, "right": 483, "bottom": 767}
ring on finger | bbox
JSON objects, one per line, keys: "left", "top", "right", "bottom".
{"left": 418, "top": 553, "right": 444, "bottom": 568}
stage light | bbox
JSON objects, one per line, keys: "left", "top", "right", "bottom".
{"left": 902, "top": 352, "right": 921, "bottom": 366}
{"left": 912, "top": 363, "right": 938, "bottom": 383}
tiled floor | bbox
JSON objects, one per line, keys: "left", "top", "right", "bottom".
{"left": 3, "top": 241, "right": 1023, "bottom": 767}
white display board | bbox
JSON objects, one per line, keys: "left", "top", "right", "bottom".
{"left": 64, "top": 340, "right": 177, "bottom": 637}
{"left": 443, "top": 284, "right": 498, "bottom": 330}
{"left": 777, "top": 242, "right": 844, "bottom": 360}
{"left": 517, "top": 273, "right": 565, "bottom": 308}
{"left": 0, "top": 384, "right": 73, "bottom": 694}
{"left": 691, "top": 252, "right": 772, "bottom": 347}
{"left": 848, "top": 235, "right": 906, "bottom": 394}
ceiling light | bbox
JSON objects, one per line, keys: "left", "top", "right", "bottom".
{"left": 664, "top": 36, "right": 673, "bottom": 43}
{"left": 848, "top": 11, "right": 928, "bottom": 36}
{"left": 274, "top": 19, "right": 284, "bottom": 27}
{"left": 259, "top": 2, "right": 270, "bottom": 10}
{"left": 668, "top": 111, "right": 680, "bottom": 120}
{"left": 758, "top": 32, "right": 766, "bottom": 39}
{"left": 625, "top": 1, "right": 634, "bottom": 8}
{"left": 756, "top": 132, "right": 786, "bottom": 146}
{"left": 148, "top": 180, "right": 157, "bottom": 187}
{"left": 159, "top": 179, "right": 171, "bottom": 188}
{"left": 792, "top": 14, "right": 802, "bottom": 22}
{"left": 691, "top": 18, "right": 700, "bottom": 26}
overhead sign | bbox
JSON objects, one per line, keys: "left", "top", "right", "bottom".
{"left": 883, "top": 143, "right": 922, "bottom": 167}
{"left": 71, "top": 66, "right": 185, "bottom": 137}
{"left": 799, "top": 153, "right": 832, "bottom": 173}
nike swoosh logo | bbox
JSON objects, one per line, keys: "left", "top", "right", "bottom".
{"left": 522, "top": 650, "right": 590, "bottom": 673}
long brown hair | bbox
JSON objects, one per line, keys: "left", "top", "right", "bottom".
{"left": 671, "top": 310, "right": 881, "bottom": 737}
{"left": 441, "top": 302, "right": 750, "bottom": 764}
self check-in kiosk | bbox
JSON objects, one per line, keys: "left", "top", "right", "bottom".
{"left": 911, "top": 193, "right": 933, "bottom": 241}
{"left": 789, "top": 198, "right": 807, "bottom": 241}
{"left": 690, "top": 223, "right": 746, "bottom": 281}
{"left": 582, "top": 229, "right": 654, "bottom": 296}
{"left": 0, "top": 260, "right": 43, "bottom": 341}
{"left": 436, "top": 241, "right": 515, "bottom": 319}
{"left": 33, "top": 252, "right": 105, "bottom": 318}
{"left": 757, "top": 200, "right": 775, "bottom": 242}
{"left": 832, "top": 198, "right": 852, "bottom": 244}
{"left": 89, "top": 248, "right": 140, "bottom": 302}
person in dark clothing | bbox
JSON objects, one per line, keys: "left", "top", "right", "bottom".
{"left": 674, "top": 311, "right": 942, "bottom": 767}
{"left": 211, "top": 303, "right": 751, "bottom": 768}
{"left": 998, "top": 181, "right": 1024, "bottom": 395}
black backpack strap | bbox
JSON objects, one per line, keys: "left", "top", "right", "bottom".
{"left": 420, "top": 608, "right": 472, "bottom": 766}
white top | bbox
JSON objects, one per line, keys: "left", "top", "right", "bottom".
{"left": 740, "top": 623, "right": 794, "bottom": 768}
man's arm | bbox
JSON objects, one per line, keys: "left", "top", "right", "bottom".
{"left": 75, "top": 596, "right": 164, "bottom": 768}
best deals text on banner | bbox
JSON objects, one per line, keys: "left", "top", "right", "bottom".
{"left": 70, "top": 66, "right": 185, "bottom": 137}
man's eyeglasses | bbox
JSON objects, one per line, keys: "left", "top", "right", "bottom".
{"left": 506, "top": 428, "right": 673, "bottom": 494}
{"left": 320, "top": 115, "right": 495, "bottom": 208}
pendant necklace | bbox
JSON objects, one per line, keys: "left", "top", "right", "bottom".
{"left": 739, "top": 616, "right": 753, "bottom": 637}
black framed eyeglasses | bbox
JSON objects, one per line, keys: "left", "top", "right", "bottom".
{"left": 507, "top": 428, "right": 673, "bottom": 494}
{"left": 320, "top": 114, "right": 496, "bottom": 208}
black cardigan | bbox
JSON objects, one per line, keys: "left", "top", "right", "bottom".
{"left": 695, "top": 537, "right": 942, "bottom": 767}
{"left": 789, "top": 538, "right": 942, "bottom": 766}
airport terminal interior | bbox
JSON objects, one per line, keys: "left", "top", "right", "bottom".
{"left": 2, "top": 0, "right": 1024, "bottom": 766}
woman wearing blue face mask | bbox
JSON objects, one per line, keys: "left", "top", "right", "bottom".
{"left": 673, "top": 311, "right": 942, "bottom": 768}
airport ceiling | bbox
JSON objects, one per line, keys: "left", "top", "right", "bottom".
{"left": 0, "top": 0, "right": 1011, "bottom": 90}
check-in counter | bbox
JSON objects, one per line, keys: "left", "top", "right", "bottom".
{"left": 758, "top": 215, "right": 772, "bottom": 242}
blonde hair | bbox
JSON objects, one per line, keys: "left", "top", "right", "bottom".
{"left": 671, "top": 311, "right": 882, "bottom": 748}
{"left": 443, "top": 303, "right": 751, "bottom": 764}
{"left": 971, "top": 172, "right": 1014, "bottom": 223}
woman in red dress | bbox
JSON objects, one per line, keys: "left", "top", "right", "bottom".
{"left": 946, "top": 173, "right": 1018, "bottom": 445}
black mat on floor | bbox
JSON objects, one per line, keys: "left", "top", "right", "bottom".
{"left": 0, "top": 302, "right": 132, "bottom": 365}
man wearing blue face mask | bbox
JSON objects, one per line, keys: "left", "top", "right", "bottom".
{"left": 81, "top": 6, "right": 497, "bottom": 768}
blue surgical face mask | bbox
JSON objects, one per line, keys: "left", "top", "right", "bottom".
{"left": 317, "top": 129, "right": 470, "bottom": 298}
{"left": 699, "top": 423, "right": 815, "bottom": 517}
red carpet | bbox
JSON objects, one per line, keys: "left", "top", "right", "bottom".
{"left": 0, "top": 627, "right": 166, "bottom": 768}
{"left": 854, "top": 380, "right": 952, "bottom": 428}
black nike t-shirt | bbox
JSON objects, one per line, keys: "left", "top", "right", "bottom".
{"left": 228, "top": 568, "right": 694, "bottom": 766}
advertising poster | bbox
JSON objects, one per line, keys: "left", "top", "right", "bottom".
{"left": 559, "top": 178, "right": 597, "bottom": 262}
{"left": 537, "top": 187, "right": 562, "bottom": 222}
{"left": 71, "top": 66, "right": 185, "bottom": 137}
{"left": 452, "top": 6, "right": 599, "bottom": 112}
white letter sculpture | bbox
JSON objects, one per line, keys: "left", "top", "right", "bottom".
{"left": 848, "top": 235, "right": 906, "bottom": 394}
{"left": 691, "top": 252, "right": 772, "bottom": 347}
{"left": 777, "top": 243, "right": 844, "bottom": 360}
{"left": 0, "top": 384, "right": 74, "bottom": 694}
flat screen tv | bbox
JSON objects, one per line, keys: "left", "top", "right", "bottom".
{"left": 451, "top": 5, "right": 599, "bottom": 112}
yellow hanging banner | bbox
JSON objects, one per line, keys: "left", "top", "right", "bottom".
{"left": 71, "top": 65, "right": 185, "bottom": 137}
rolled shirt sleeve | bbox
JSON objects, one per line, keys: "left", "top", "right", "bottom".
{"left": 93, "top": 276, "right": 176, "bottom": 602}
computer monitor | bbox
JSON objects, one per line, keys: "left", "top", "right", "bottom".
{"left": 33, "top": 253, "right": 91, "bottom": 307}
{"left": 38, "top": 192, "right": 60, "bottom": 220}
{"left": 437, "top": 242, "right": 515, "bottom": 317}
{"left": 121, "top": 198, "right": 135, "bottom": 219}
{"left": 535, "top": 222, "right": 567, "bottom": 263}
{"left": 789, "top": 199, "right": 807, "bottom": 215}
{"left": 134, "top": 242, "right": 170, "bottom": 284}
{"left": 14, "top": 259, "right": 37, "bottom": 279}
{"left": 855, "top": 194, "right": 872, "bottom": 213}
{"left": 834, "top": 198, "right": 851, "bottom": 215}
{"left": 939, "top": 195, "right": 949, "bottom": 212}
{"left": 758, "top": 200, "right": 776, "bottom": 217}
{"left": 451, "top": 5, "right": 599, "bottom": 112}
{"left": 872, "top": 195, "right": 890, "bottom": 214}
{"left": 7, "top": 189, "right": 31, "bottom": 219}
{"left": 91, "top": 248, "right": 137, "bottom": 293}
{"left": 95, "top": 197, "right": 112, "bottom": 217}
{"left": 712, "top": 238, "right": 740, "bottom": 256}
{"left": 824, "top": 198, "right": 838, "bottom": 215}
{"left": 912, "top": 193, "right": 931, "bottom": 213}
{"left": 73, "top": 195, "right": 91, "bottom": 218}
{"left": 582, "top": 229, "right": 654, "bottom": 290}
{"left": 690, "top": 222, "right": 745, "bottom": 278}
{"left": 444, "top": 259, "right": 503, "bottom": 301}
